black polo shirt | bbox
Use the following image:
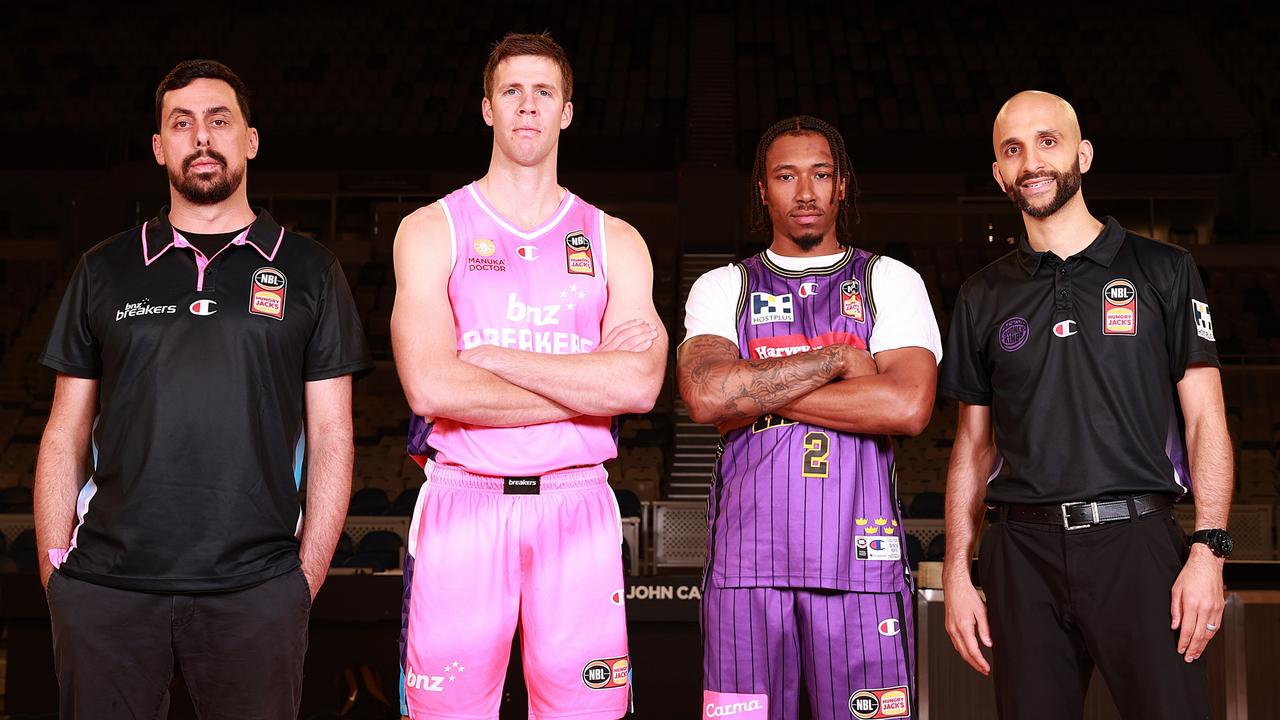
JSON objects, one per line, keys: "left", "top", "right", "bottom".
{"left": 42, "top": 208, "right": 373, "bottom": 593}
{"left": 940, "top": 217, "right": 1218, "bottom": 504}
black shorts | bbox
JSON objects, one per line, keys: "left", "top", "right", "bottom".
{"left": 46, "top": 567, "right": 311, "bottom": 720}
{"left": 978, "top": 510, "right": 1209, "bottom": 720}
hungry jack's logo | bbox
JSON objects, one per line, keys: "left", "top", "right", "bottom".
{"left": 250, "top": 267, "right": 287, "bottom": 320}
{"left": 565, "top": 231, "right": 595, "bottom": 276}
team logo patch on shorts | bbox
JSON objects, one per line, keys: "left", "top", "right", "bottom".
{"left": 856, "top": 536, "right": 901, "bottom": 561}
{"left": 849, "top": 686, "right": 910, "bottom": 718}
{"left": 841, "top": 279, "right": 865, "bottom": 322}
{"left": 1103, "top": 278, "right": 1137, "bottom": 335}
{"left": 249, "top": 267, "right": 286, "bottom": 320}
{"left": 582, "top": 656, "right": 629, "bottom": 689}
{"left": 703, "top": 691, "right": 768, "bottom": 718}
{"left": 565, "top": 231, "right": 595, "bottom": 276}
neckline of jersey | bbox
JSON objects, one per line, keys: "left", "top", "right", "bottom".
{"left": 466, "top": 182, "right": 577, "bottom": 241}
{"left": 760, "top": 246, "right": 856, "bottom": 277}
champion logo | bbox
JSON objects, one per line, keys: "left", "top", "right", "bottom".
{"left": 611, "top": 589, "right": 624, "bottom": 606}
{"left": 798, "top": 282, "right": 819, "bottom": 298}
{"left": 878, "top": 618, "right": 900, "bottom": 637}
{"left": 1053, "top": 319, "right": 1077, "bottom": 337}
{"left": 189, "top": 299, "right": 218, "bottom": 316}
{"left": 516, "top": 245, "right": 539, "bottom": 261}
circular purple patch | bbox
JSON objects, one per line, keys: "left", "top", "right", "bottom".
{"left": 999, "top": 317, "right": 1030, "bottom": 352}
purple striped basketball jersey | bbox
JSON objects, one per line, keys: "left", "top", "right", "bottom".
{"left": 707, "top": 247, "right": 910, "bottom": 593}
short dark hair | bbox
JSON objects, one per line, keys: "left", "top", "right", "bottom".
{"left": 155, "top": 60, "right": 251, "bottom": 130}
{"left": 750, "top": 115, "right": 860, "bottom": 244}
{"left": 483, "top": 32, "right": 573, "bottom": 103}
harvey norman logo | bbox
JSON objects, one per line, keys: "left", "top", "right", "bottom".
{"left": 116, "top": 298, "right": 177, "bottom": 321}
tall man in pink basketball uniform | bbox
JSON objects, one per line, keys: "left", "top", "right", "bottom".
{"left": 391, "top": 32, "right": 668, "bottom": 719}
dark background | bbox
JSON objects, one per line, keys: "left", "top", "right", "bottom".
{"left": 2, "top": 2, "right": 1279, "bottom": 718}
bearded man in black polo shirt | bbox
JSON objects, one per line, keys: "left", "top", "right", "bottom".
{"left": 34, "top": 60, "right": 372, "bottom": 719}
{"left": 939, "top": 91, "right": 1232, "bottom": 720}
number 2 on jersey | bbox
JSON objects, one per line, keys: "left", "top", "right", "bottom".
{"left": 801, "top": 431, "right": 830, "bottom": 478}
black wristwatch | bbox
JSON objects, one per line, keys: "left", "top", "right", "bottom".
{"left": 1190, "top": 529, "right": 1234, "bottom": 558}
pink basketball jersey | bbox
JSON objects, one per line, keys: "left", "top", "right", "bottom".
{"left": 428, "top": 182, "right": 617, "bottom": 476}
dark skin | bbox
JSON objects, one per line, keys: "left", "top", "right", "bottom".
{"left": 677, "top": 132, "right": 936, "bottom": 437}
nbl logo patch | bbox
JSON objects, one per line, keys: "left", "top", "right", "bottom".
{"left": 840, "top": 279, "right": 865, "bottom": 322}
{"left": 582, "top": 657, "right": 629, "bottom": 690}
{"left": 1102, "top": 278, "right": 1136, "bottom": 335}
{"left": 849, "top": 686, "right": 910, "bottom": 718}
{"left": 565, "top": 231, "right": 595, "bottom": 276}
{"left": 249, "top": 267, "right": 286, "bottom": 320}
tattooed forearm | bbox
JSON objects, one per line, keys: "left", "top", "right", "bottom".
{"left": 677, "top": 335, "right": 849, "bottom": 425}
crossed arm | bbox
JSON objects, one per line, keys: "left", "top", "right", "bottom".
{"left": 676, "top": 334, "right": 936, "bottom": 436}
{"left": 391, "top": 205, "right": 667, "bottom": 425}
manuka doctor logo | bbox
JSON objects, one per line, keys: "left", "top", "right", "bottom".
{"left": 116, "top": 298, "right": 177, "bottom": 321}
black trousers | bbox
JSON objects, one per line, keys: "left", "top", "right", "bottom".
{"left": 979, "top": 510, "right": 1210, "bottom": 720}
{"left": 46, "top": 567, "right": 311, "bottom": 720}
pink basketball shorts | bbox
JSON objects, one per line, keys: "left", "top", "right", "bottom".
{"left": 400, "top": 462, "right": 631, "bottom": 719}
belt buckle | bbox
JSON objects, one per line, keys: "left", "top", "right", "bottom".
{"left": 1061, "top": 501, "right": 1099, "bottom": 530}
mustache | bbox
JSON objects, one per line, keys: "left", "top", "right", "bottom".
{"left": 182, "top": 149, "right": 228, "bottom": 173}
{"left": 1016, "top": 169, "right": 1059, "bottom": 186}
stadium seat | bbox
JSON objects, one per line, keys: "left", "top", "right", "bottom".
{"left": 909, "top": 491, "right": 945, "bottom": 519}
{"left": 331, "top": 531, "right": 355, "bottom": 569}
{"left": 388, "top": 487, "right": 419, "bottom": 517}
{"left": 348, "top": 488, "right": 390, "bottom": 516}
{"left": 9, "top": 527, "right": 37, "bottom": 573}
{"left": 344, "top": 530, "right": 404, "bottom": 572}
{"left": 614, "top": 488, "right": 643, "bottom": 519}
{"left": 0, "top": 485, "right": 33, "bottom": 512}
{"left": 905, "top": 533, "right": 925, "bottom": 571}
{"left": 926, "top": 534, "right": 947, "bottom": 563}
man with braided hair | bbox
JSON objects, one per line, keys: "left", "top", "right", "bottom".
{"left": 678, "top": 116, "right": 941, "bottom": 720}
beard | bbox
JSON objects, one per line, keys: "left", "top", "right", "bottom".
{"left": 787, "top": 232, "right": 826, "bottom": 251}
{"left": 1006, "top": 159, "right": 1082, "bottom": 218}
{"left": 169, "top": 149, "right": 244, "bottom": 205}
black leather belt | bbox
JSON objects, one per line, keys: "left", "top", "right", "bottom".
{"left": 997, "top": 493, "right": 1174, "bottom": 530}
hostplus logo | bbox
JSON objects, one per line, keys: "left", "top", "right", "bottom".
{"left": 116, "top": 298, "right": 177, "bottom": 321}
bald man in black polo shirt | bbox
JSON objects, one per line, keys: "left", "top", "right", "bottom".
{"left": 34, "top": 60, "right": 371, "bottom": 719}
{"left": 939, "top": 91, "right": 1232, "bottom": 720}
